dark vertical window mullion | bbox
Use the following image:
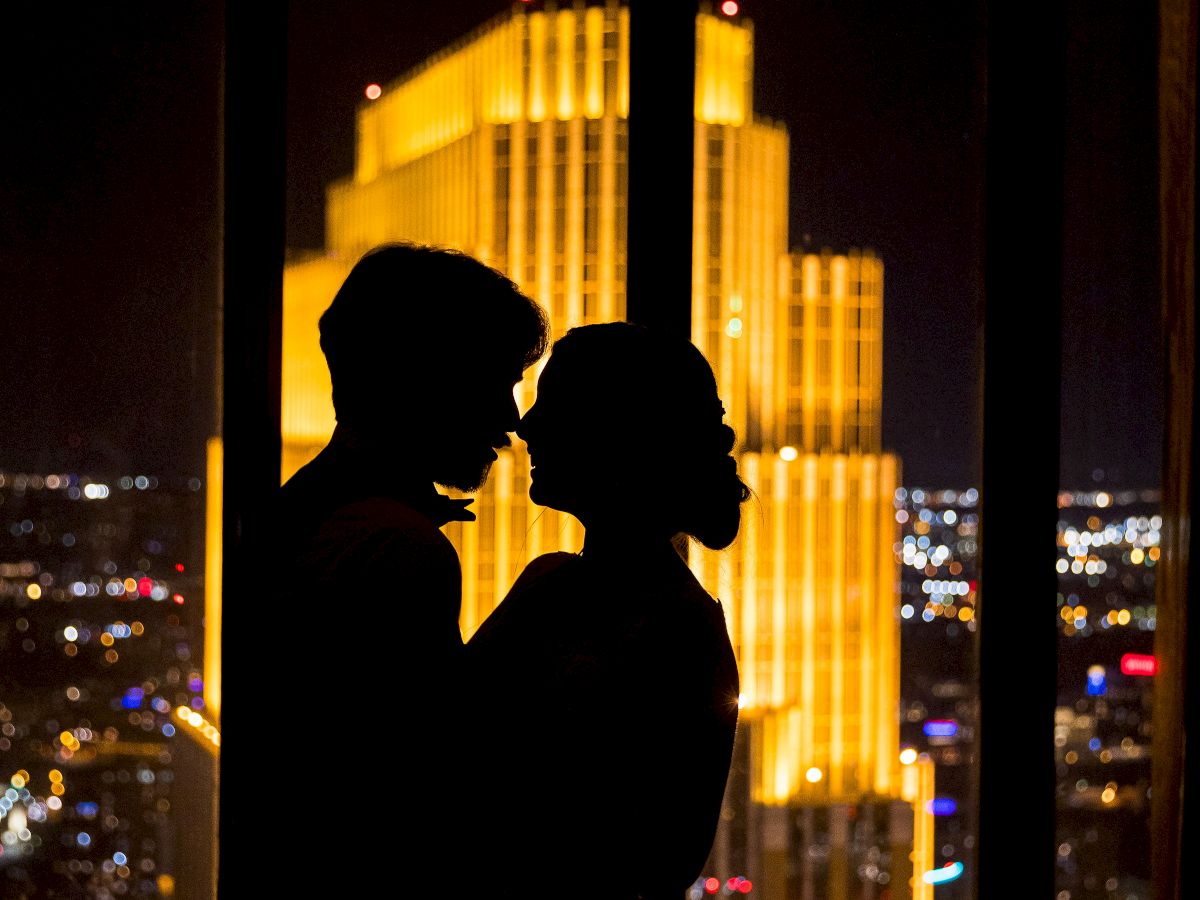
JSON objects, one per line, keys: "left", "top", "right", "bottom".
{"left": 218, "top": 3, "right": 286, "bottom": 895}
{"left": 977, "top": 3, "right": 1065, "bottom": 898}
{"left": 625, "top": 0, "right": 697, "bottom": 338}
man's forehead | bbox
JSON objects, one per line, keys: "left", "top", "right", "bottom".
{"left": 450, "top": 348, "right": 534, "bottom": 379}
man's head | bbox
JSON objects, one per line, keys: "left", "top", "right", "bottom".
{"left": 319, "top": 243, "right": 550, "bottom": 490}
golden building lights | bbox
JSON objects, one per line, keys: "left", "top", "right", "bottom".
{"left": 900, "top": 751, "right": 937, "bottom": 900}
{"left": 277, "top": 3, "right": 914, "bottom": 894}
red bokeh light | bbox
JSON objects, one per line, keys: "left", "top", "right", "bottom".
{"left": 1120, "top": 653, "right": 1157, "bottom": 676}
{"left": 364, "top": 83, "right": 382, "bottom": 100}
{"left": 721, "top": 0, "right": 739, "bottom": 16}
{"left": 704, "top": 877, "right": 720, "bottom": 894}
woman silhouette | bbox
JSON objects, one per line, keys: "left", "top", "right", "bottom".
{"left": 466, "top": 322, "right": 747, "bottom": 899}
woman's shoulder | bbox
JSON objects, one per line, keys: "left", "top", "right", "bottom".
{"left": 509, "top": 551, "right": 580, "bottom": 592}
{"left": 468, "top": 552, "right": 579, "bottom": 646}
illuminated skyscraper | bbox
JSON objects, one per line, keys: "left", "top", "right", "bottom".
{"left": 280, "top": 4, "right": 931, "bottom": 897}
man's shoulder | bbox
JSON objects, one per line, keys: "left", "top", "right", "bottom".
{"left": 266, "top": 493, "right": 462, "bottom": 608}
{"left": 271, "top": 451, "right": 455, "bottom": 559}
{"left": 325, "top": 496, "right": 457, "bottom": 559}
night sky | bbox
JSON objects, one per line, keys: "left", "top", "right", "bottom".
{"left": 2, "top": 2, "right": 1161, "bottom": 489}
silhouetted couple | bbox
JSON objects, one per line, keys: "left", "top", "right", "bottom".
{"left": 264, "top": 244, "right": 746, "bottom": 899}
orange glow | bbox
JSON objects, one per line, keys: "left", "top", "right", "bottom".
{"left": 174, "top": 706, "right": 221, "bottom": 756}
{"left": 204, "top": 438, "right": 223, "bottom": 722}
{"left": 281, "top": 0, "right": 901, "bottom": 836}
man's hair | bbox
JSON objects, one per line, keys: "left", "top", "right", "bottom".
{"left": 318, "top": 243, "right": 550, "bottom": 422}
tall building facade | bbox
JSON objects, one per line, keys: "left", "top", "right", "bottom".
{"left": 280, "top": 5, "right": 929, "bottom": 897}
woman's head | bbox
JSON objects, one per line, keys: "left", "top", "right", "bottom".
{"left": 517, "top": 322, "right": 750, "bottom": 549}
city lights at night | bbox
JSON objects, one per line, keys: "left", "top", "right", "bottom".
{"left": 0, "top": 470, "right": 211, "bottom": 894}
{"left": 1, "top": 0, "right": 1182, "bottom": 898}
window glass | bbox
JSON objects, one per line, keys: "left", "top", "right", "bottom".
{"left": 1055, "top": 6, "right": 1161, "bottom": 898}
{"left": 280, "top": 3, "right": 1164, "bottom": 899}
{"left": 2, "top": 6, "right": 222, "bottom": 896}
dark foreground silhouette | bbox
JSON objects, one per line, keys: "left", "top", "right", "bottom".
{"left": 466, "top": 323, "right": 747, "bottom": 899}
{"left": 258, "top": 244, "right": 548, "bottom": 890}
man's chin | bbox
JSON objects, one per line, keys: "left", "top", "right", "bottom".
{"left": 434, "top": 458, "right": 495, "bottom": 493}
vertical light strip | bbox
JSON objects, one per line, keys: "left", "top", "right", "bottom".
{"left": 598, "top": 114, "right": 616, "bottom": 321}
{"left": 830, "top": 254, "right": 847, "bottom": 451}
{"left": 738, "top": 127, "right": 753, "bottom": 443}
{"left": 510, "top": 119, "right": 527, "bottom": 287}
{"left": 481, "top": 24, "right": 496, "bottom": 121}
{"left": 203, "top": 437, "right": 223, "bottom": 724}
{"left": 461, "top": 500, "right": 480, "bottom": 640}
{"left": 526, "top": 494, "right": 542, "bottom": 565}
{"left": 802, "top": 255, "right": 819, "bottom": 450}
{"left": 846, "top": 251, "right": 861, "bottom": 446}
{"left": 751, "top": 130, "right": 771, "bottom": 446}
{"left": 829, "top": 455, "right": 847, "bottom": 794}
{"left": 774, "top": 136, "right": 790, "bottom": 446}
{"left": 776, "top": 255, "right": 792, "bottom": 447}
{"left": 858, "top": 454, "right": 878, "bottom": 793}
{"left": 787, "top": 707, "right": 803, "bottom": 801}
{"left": 800, "top": 454, "right": 817, "bottom": 770}
{"left": 537, "top": 118, "right": 554, "bottom": 325}
{"left": 478, "top": 123, "right": 495, "bottom": 263}
{"left": 717, "top": 546, "right": 734, "bottom": 638}
{"left": 528, "top": 12, "right": 547, "bottom": 122}
{"left": 616, "top": 7, "right": 630, "bottom": 117}
{"left": 735, "top": 125, "right": 755, "bottom": 440}
{"left": 869, "top": 253, "right": 884, "bottom": 452}
{"left": 877, "top": 453, "right": 899, "bottom": 793}
{"left": 356, "top": 104, "right": 379, "bottom": 183}
{"left": 741, "top": 453, "right": 760, "bottom": 706}
{"left": 565, "top": 117, "right": 584, "bottom": 325}
{"left": 913, "top": 756, "right": 936, "bottom": 900}
{"left": 765, "top": 713, "right": 783, "bottom": 803}
{"left": 505, "top": 16, "right": 526, "bottom": 121}
{"left": 562, "top": 510, "right": 582, "bottom": 555}
{"left": 584, "top": 7, "right": 604, "bottom": 118}
{"left": 716, "top": 19, "right": 731, "bottom": 123}
{"left": 771, "top": 458, "right": 788, "bottom": 708}
{"left": 692, "top": 121, "right": 708, "bottom": 352}
{"left": 721, "top": 125, "right": 739, "bottom": 435}
{"left": 494, "top": 451, "right": 513, "bottom": 608}
{"left": 556, "top": 9, "right": 576, "bottom": 119}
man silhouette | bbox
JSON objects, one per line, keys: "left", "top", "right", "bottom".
{"left": 260, "top": 243, "right": 548, "bottom": 889}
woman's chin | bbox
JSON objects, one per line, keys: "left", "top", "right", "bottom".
{"left": 528, "top": 477, "right": 567, "bottom": 513}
